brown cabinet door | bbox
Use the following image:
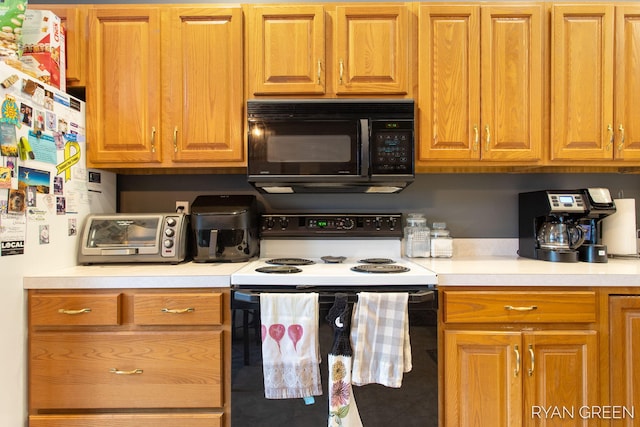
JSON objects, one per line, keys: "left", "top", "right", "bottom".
{"left": 163, "top": 7, "right": 244, "bottom": 164}
{"left": 335, "top": 5, "right": 409, "bottom": 95}
{"left": 523, "top": 330, "right": 600, "bottom": 427}
{"left": 87, "top": 7, "right": 162, "bottom": 165}
{"left": 614, "top": 6, "right": 640, "bottom": 161}
{"left": 480, "top": 5, "right": 543, "bottom": 162}
{"left": 610, "top": 296, "right": 640, "bottom": 427}
{"left": 133, "top": 292, "right": 223, "bottom": 325}
{"left": 551, "top": 5, "right": 615, "bottom": 161}
{"left": 443, "top": 330, "right": 522, "bottom": 427}
{"left": 249, "top": 5, "right": 325, "bottom": 95}
{"left": 418, "top": 5, "right": 481, "bottom": 161}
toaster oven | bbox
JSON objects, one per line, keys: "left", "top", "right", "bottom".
{"left": 78, "top": 213, "right": 189, "bottom": 264}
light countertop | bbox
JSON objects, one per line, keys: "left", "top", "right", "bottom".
{"left": 23, "top": 239, "right": 640, "bottom": 289}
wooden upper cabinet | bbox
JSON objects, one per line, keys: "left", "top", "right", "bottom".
{"left": 163, "top": 7, "right": 244, "bottom": 163}
{"left": 334, "top": 5, "right": 409, "bottom": 95}
{"left": 480, "top": 5, "right": 542, "bottom": 162}
{"left": 249, "top": 5, "right": 325, "bottom": 95}
{"left": 614, "top": 6, "right": 640, "bottom": 161}
{"left": 28, "top": 5, "right": 87, "bottom": 87}
{"left": 551, "top": 5, "right": 615, "bottom": 161}
{"left": 419, "top": 5, "right": 480, "bottom": 161}
{"left": 418, "top": 4, "right": 542, "bottom": 163}
{"left": 87, "top": 6, "right": 244, "bottom": 168}
{"left": 87, "top": 7, "right": 162, "bottom": 165}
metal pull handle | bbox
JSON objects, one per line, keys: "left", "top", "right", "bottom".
{"left": 339, "top": 59, "right": 344, "bottom": 85}
{"left": 161, "top": 307, "right": 195, "bottom": 314}
{"left": 317, "top": 60, "right": 321, "bottom": 84}
{"left": 528, "top": 344, "right": 535, "bottom": 376}
{"left": 473, "top": 125, "right": 479, "bottom": 151}
{"left": 173, "top": 126, "right": 178, "bottom": 153}
{"left": 58, "top": 308, "right": 91, "bottom": 315}
{"left": 485, "top": 125, "right": 491, "bottom": 151}
{"left": 151, "top": 127, "right": 157, "bottom": 153}
{"left": 504, "top": 305, "right": 538, "bottom": 312}
{"left": 110, "top": 368, "right": 143, "bottom": 375}
{"left": 607, "top": 124, "right": 613, "bottom": 151}
{"left": 618, "top": 124, "right": 625, "bottom": 151}
{"left": 514, "top": 345, "right": 520, "bottom": 377}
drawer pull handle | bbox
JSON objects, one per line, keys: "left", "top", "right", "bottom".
{"left": 161, "top": 307, "right": 195, "bottom": 314}
{"left": 528, "top": 344, "right": 535, "bottom": 376}
{"left": 504, "top": 305, "right": 537, "bottom": 312}
{"left": 514, "top": 345, "right": 520, "bottom": 377}
{"left": 110, "top": 368, "right": 143, "bottom": 375}
{"left": 58, "top": 308, "right": 92, "bottom": 315}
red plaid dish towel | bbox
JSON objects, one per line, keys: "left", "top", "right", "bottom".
{"left": 350, "top": 292, "right": 411, "bottom": 388}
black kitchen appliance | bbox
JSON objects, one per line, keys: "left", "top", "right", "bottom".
{"left": 247, "top": 99, "right": 415, "bottom": 193}
{"left": 190, "top": 195, "right": 259, "bottom": 262}
{"left": 577, "top": 188, "right": 616, "bottom": 262}
{"left": 518, "top": 190, "right": 591, "bottom": 262}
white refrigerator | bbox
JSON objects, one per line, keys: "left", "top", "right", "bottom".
{"left": 0, "top": 61, "right": 116, "bottom": 425}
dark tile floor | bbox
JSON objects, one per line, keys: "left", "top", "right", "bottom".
{"left": 231, "top": 308, "right": 438, "bottom": 426}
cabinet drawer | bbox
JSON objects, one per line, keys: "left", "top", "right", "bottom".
{"left": 30, "top": 331, "right": 222, "bottom": 409}
{"left": 133, "top": 292, "right": 222, "bottom": 325}
{"left": 29, "top": 413, "right": 223, "bottom": 427}
{"left": 443, "top": 290, "right": 597, "bottom": 323}
{"left": 30, "top": 293, "right": 122, "bottom": 326}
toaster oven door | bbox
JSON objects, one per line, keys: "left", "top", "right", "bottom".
{"left": 82, "top": 215, "right": 163, "bottom": 256}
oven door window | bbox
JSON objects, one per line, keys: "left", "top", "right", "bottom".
{"left": 248, "top": 120, "right": 360, "bottom": 176}
{"left": 86, "top": 218, "right": 160, "bottom": 249}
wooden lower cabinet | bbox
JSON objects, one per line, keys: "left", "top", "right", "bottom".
{"left": 29, "top": 414, "right": 222, "bottom": 427}
{"left": 28, "top": 288, "right": 230, "bottom": 427}
{"left": 441, "top": 288, "right": 600, "bottom": 427}
{"left": 609, "top": 296, "right": 640, "bottom": 427}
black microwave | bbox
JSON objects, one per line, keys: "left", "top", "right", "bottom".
{"left": 247, "top": 99, "right": 415, "bottom": 194}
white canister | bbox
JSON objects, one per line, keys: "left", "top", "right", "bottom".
{"left": 431, "top": 222, "right": 453, "bottom": 258}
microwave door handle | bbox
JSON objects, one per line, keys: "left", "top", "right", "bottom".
{"left": 360, "top": 118, "right": 370, "bottom": 177}
{"left": 209, "top": 229, "right": 218, "bottom": 257}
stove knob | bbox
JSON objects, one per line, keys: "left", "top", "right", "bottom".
{"left": 374, "top": 217, "right": 382, "bottom": 230}
{"left": 341, "top": 218, "right": 355, "bottom": 230}
{"left": 279, "top": 217, "right": 289, "bottom": 229}
{"left": 264, "top": 218, "right": 275, "bottom": 229}
{"left": 164, "top": 239, "right": 174, "bottom": 248}
{"left": 165, "top": 228, "right": 175, "bottom": 237}
{"left": 389, "top": 217, "right": 398, "bottom": 230}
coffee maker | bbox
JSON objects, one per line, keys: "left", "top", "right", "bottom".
{"left": 518, "top": 190, "right": 591, "bottom": 262}
{"left": 577, "top": 188, "right": 616, "bottom": 262}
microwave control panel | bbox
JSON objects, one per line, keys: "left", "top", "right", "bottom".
{"left": 370, "top": 120, "right": 413, "bottom": 174}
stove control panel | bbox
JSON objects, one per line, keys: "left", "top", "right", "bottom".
{"left": 260, "top": 214, "right": 403, "bottom": 238}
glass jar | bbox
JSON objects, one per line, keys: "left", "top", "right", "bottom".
{"left": 404, "top": 213, "right": 430, "bottom": 258}
{"left": 431, "top": 222, "right": 453, "bottom": 258}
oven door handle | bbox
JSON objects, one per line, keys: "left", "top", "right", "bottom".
{"left": 232, "top": 289, "right": 435, "bottom": 304}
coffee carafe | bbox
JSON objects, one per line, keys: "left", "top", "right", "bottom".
{"left": 537, "top": 220, "right": 585, "bottom": 251}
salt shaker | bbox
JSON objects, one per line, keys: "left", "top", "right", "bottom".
{"left": 404, "top": 213, "right": 430, "bottom": 257}
{"left": 431, "top": 222, "right": 453, "bottom": 258}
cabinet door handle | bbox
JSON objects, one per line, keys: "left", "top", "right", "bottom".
{"left": 110, "top": 368, "right": 143, "bottom": 375}
{"left": 514, "top": 345, "right": 520, "bottom": 377}
{"left": 317, "top": 60, "right": 322, "bottom": 84}
{"left": 339, "top": 59, "right": 344, "bottom": 85}
{"left": 151, "top": 127, "right": 157, "bottom": 153}
{"left": 618, "top": 124, "right": 625, "bottom": 152}
{"left": 58, "top": 308, "right": 91, "bottom": 315}
{"left": 485, "top": 125, "right": 491, "bottom": 151}
{"left": 473, "top": 125, "right": 479, "bottom": 151}
{"left": 607, "top": 124, "right": 613, "bottom": 151}
{"left": 161, "top": 307, "right": 195, "bottom": 314}
{"left": 504, "top": 305, "right": 537, "bottom": 312}
{"left": 173, "top": 126, "right": 178, "bottom": 153}
{"left": 528, "top": 344, "right": 535, "bottom": 376}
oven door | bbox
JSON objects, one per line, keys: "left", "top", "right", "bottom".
{"left": 248, "top": 118, "right": 364, "bottom": 178}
